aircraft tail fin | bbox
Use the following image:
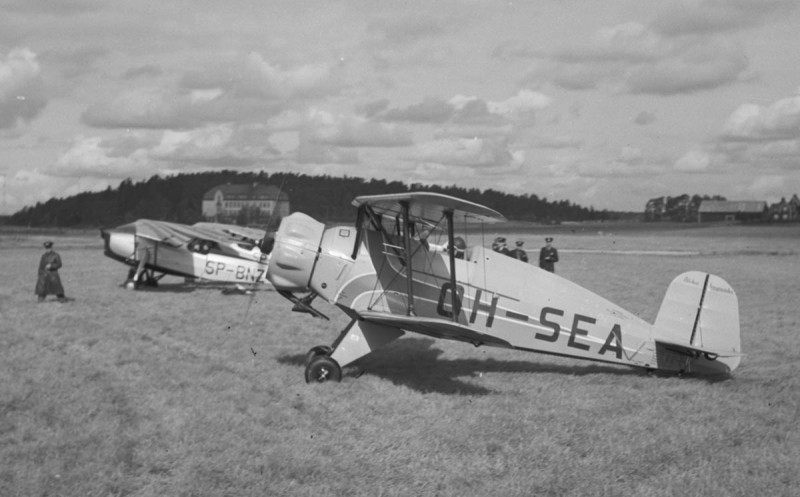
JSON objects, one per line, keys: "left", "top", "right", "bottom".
{"left": 653, "top": 271, "right": 742, "bottom": 373}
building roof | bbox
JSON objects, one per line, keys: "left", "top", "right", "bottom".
{"left": 698, "top": 200, "right": 766, "bottom": 213}
{"left": 203, "top": 183, "right": 288, "bottom": 201}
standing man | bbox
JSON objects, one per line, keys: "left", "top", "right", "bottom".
{"left": 492, "top": 237, "right": 511, "bottom": 256}
{"left": 35, "top": 241, "right": 67, "bottom": 302}
{"left": 539, "top": 237, "right": 559, "bottom": 272}
{"left": 511, "top": 240, "right": 528, "bottom": 262}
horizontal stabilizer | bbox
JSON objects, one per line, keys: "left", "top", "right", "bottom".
{"left": 654, "top": 338, "right": 743, "bottom": 360}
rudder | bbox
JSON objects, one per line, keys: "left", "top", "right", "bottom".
{"left": 654, "top": 271, "right": 741, "bottom": 373}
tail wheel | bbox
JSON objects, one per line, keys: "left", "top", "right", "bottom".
{"left": 305, "top": 345, "right": 333, "bottom": 367}
{"left": 305, "top": 355, "right": 341, "bottom": 384}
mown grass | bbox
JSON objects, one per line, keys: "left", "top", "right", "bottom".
{"left": 1, "top": 225, "right": 798, "bottom": 496}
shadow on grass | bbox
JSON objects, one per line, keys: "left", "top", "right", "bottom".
{"left": 278, "top": 337, "right": 648, "bottom": 395}
{"left": 124, "top": 283, "right": 197, "bottom": 293}
{"left": 119, "top": 281, "right": 270, "bottom": 295}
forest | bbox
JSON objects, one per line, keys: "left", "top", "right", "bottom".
{"left": 7, "top": 171, "right": 617, "bottom": 227}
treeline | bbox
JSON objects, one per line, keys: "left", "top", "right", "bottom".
{"left": 9, "top": 171, "right": 617, "bottom": 227}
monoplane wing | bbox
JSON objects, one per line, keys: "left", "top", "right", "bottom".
{"left": 124, "top": 220, "right": 266, "bottom": 255}
{"left": 124, "top": 219, "right": 195, "bottom": 247}
{"left": 191, "top": 222, "right": 267, "bottom": 244}
{"left": 352, "top": 192, "right": 506, "bottom": 225}
{"left": 358, "top": 310, "right": 511, "bottom": 347}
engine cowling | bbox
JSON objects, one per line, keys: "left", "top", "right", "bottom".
{"left": 266, "top": 212, "right": 325, "bottom": 292}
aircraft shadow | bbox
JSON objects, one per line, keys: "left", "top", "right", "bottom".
{"left": 122, "top": 283, "right": 197, "bottom": 293}
{"left": 278, "top": 337, "right": 648, "bottom": 396}
{"left": 117, "top": 282, "right": 261, "bottom": 295}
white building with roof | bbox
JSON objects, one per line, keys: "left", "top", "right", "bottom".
{"left": 202, "top": 183, "right": 290, "bottom": 222}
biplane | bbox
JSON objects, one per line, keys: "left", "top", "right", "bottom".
{"left": 265, "top": 192, "right": 742, "bottom": 383}
{"left": 101, "top": 219, "right": 272, "bottom": 289}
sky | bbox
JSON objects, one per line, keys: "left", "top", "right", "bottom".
{"left": 1, "top": 0, "right": 800, "bottom": 215}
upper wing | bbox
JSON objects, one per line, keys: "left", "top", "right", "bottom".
{"left": 352, "top": 192, "right": 506, "bottom": 225}
{"left": 358, "top": 310, "right": 510, "bottom": 347}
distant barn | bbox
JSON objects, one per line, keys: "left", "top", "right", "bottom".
{"left": 202, "top": 183, "right": 290, "bottom": 224}
{"left": 697, "top": 200, "right": 766, "bottom": 223}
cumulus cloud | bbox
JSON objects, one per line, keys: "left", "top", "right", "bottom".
{"left": 82, "top": 85, "right": 287, "bottom": 130}
{"left": 82, "top": 87, "right": 196, "bottom": 129}
{"left": 379, "top": 90, "right": 550, "bottom": 127}
{"left": 48, "top": 135, "right": 149, "bottom": 178}
{"left": 235, "top": 53, "right": 344, "bottom": 100}
{"left": 6, "top": 168, "right": 115, "bottom": 213}
{"left": 572, "top": 146, "right": 664, "bottom": 178}
{"left": 652, "top": 0, "right": 797, "bottom": 36}
{"left": 48, "top": 124, "right": 281, "bottom": 179}
{"left": 624, "top": 38, "right": 748, "bottom": 95}
{"left": 744, "top": 174, "right": 789, "bottom": 198}
{"left": 721, "top": 95, "right": 800, "bottom": 141}
{"left": 412, "top": 137, "right": 515, "bottom": 168}
{"left": 675, "top": 149, "right": 712, "bottom": 172}
{"left": 488, "top": 90, "right": 552, "bottom": 116}
{"left": 296, "top": 137, "right": 360, "bottom": 165}
{"left": 304, "top": 109, "right": 413, "bottom": 148}
{"left": 0, "top": 47, "right": 47, "bottom": 128}
{"left": 150, "top": 124, "right": 277, "bottom": 165}
{"left": 83, "top": 53, "right": 343, "bottom": 129}
{"left": 522, "top": 21, "right": 749, "bottom": 95}
{"left": 383, "top": 97, "right": 454, "bottom": 123}
{"left": 559, "top": 22, "right": 662, "bottom": 63}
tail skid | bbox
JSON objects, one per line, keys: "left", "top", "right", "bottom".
{"left": 653, "top": 271, "right": 742, "bottom": 373}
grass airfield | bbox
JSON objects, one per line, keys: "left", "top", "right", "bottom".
{"left": 1, "top": 224, "right": 798, "bottom": 496}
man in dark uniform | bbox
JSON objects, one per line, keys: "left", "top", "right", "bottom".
{"left": 35, "top": 241, "right": 67, "bottom": 302}
{"left": 492, "top": 237, "right": 512, "bottom": 256}
{"left": 539, "top": 237, "right": 559, "bottom": 272}
{"left": 511, "top": 240, "right": 528, "bottom": 262}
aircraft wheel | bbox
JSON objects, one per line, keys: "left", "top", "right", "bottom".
{"left": 305, "top": 355, "right": 341, "bottom": 384}
{"left": 305, "top": 345, "right": 333, "bottom": 367}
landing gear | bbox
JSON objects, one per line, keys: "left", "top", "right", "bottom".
{"left": 124, "top": 268, "right": 160, "bottom": 289}
{"left": 300, "top": 320, "right": 404, "bottom": 384}
{"left": 305, "top": 345, "right": 333, "bottom": 367}
{"left": 305, "top": 354, "right": 341, "bottom": 383}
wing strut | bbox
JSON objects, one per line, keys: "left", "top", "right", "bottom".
{"left": 689, "top": 273, "right": 710, "bottom": 347}
{"left": 401, "top": 200, "right": 416, "bottom": 316}
{"left": 445, "top": 209, "right": 459, "bottom": 322}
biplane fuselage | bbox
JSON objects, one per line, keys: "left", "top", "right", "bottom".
{"left": 267, "top": 193, "right": 741, "bottom": 383}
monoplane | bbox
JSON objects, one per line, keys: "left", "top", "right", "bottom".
{"left": 265, "top": 192, "right": 742, "bottom": 383}
{"left": 101, "top": 219, "right": 272, "bottom": 289}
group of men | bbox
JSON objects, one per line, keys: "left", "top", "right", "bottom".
{"left": 492, "top": 236, "right": 558, "bottom": 272}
